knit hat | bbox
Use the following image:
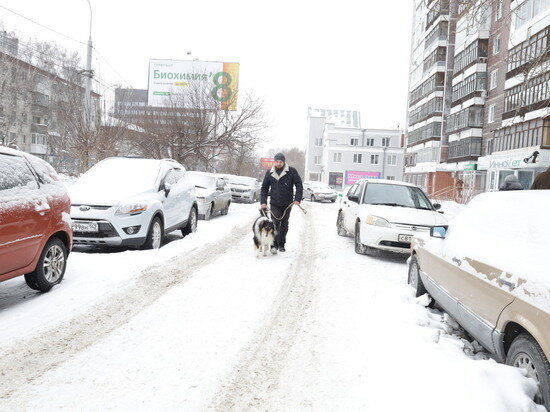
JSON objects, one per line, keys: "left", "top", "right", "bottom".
{"left": 274, "top": 152, "right": 285, "bottom": 162}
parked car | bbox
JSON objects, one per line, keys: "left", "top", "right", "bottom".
{"left": 188, "top": 171, "right": 231, "bottom": 220}
{"left": 336, "top": 179, "right": 446, "bottom": 255}
{"left": 70, "top": 157, "right": 198, "bottom": 249}
{"left": 0, "top": 147, "right": 72, "bottom": 292}
{"left": 228, "top": 175, "right": 260, "bottom": 203}
{"left": 303, "top": 181, "right": 337, "bottom": 202}
{"left": 409, "top": 191, "right": 550, "bottom": 408}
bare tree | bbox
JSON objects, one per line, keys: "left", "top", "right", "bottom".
{"left": 268, "top": 147, "right": 306, "bottom": 177}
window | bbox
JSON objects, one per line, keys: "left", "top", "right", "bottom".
{"left": 493, "top": 35, "right": 501, "bottom": 55}
{"left": 495, "top": 0, "right": 503, "bottom": 20}
{"left": 387, "top": 176, "right": 395, "bottom": 181}
{"left": 0, "top": 154, "right": 39, "bottom": 191}
{"left": 350, "top": 138, "right": 359, "bottom": 146}
{"left": 33, "top": 116, "right": 41, "bottom": 124}
{"left": 353, "top": 154, "right": 362, "bottom": 163}
{"left": 371, "top": 154, "right": 379, "bottom": 165}
{"left": 314, "top": 155, "right": 321, "bottom": 165}
{"left": 365, "top": 138, "right": 375, "bottom": 146}
{"left": 488, "top": 104, "right": 496, "bottom": 123}
{"left": 490, "top": 69, "right": 498, "bottom": 90}
{"left": 333, "top": 152, "right": 342, "bottom": 163}
{"left": 315, "top": 138, "right": 323, "bottom": 147}
{"left": 387, "top": 155, "right": 397, "bottom": 165}
{"left": 381, "top": 137, "right": 390, "bottom": 147}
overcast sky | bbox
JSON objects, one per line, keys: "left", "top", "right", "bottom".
{"left": 0, "top": 0, "right": 413, "bottom": 153}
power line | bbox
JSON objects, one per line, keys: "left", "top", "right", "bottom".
{"left": 0, "top": 4, "right": 87, "bottom": 46}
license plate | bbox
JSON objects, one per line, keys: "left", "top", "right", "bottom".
{"left": 72, "top": 222, "right": 99, "bottom": 232}
{"left": 398, "top": 234, "right": 413, "bottom": 243}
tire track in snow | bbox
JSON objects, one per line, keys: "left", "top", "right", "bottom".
{"left": 0, "top": 219, "right": 253, "bottom": 400}
{"left": 212, "top": 205, "right": 319, "bottom": 410}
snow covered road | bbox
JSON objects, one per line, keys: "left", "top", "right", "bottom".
{"left": 0, "top": 202, "right": 542, "bottom": 411}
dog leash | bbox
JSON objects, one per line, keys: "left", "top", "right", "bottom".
{"left": 264, "top": 203, "right": 307, "bottom": 221}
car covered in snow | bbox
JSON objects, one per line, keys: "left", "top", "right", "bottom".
{"left": 336, "top": 179, "right": 446, "bottom": 254}
{"left": 409, "top": 191, "right": 550, "bottom": 408}
{"left": 188, "top": 171, "right": 231, "bottom": 220}
{"left": 70, "top": 157, "right": 198, "bottom": 249}
{"left": 0, "top": 147, "right": 72, "bottom": 292}
{"left": 227, "top": 175, "right": 260, "bottom": 203}
{"left": 303, "top": 181, "right": 337, "bottom": 202}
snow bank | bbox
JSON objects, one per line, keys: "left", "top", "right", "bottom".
{"left": 427, "top": 191, "right": 550, "bottom": 312}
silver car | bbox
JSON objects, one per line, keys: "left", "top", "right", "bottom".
{"left": 303, "top": 181, "right": 337, "bottom": 202}
{"left": 188, "top": 172, "right": 231, "bottom": 220}
{"left": 227, "top": 175, "right": 260, "bottom": 203}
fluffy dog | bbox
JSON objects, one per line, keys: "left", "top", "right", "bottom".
{"left": 252, "top": 211, "right": 277, "bottom": 257}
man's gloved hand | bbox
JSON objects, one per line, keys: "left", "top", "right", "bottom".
{"left": 261, "top": 204, "right": 268, "bottom": 209}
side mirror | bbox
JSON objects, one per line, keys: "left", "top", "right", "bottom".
{"left": 433, "top": 203, "right": 442, "bottom": 210}
{"left": 164, "top": 182, "right": 172, "bottom": 196}
{"left": 348, "top": 194, "right": 359, "bottom": 203}
{"left": 430, "top": 226, "right": 448, "bottom": 239}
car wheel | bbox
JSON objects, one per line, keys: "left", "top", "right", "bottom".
{"left": 506, "top": 333, "right": 550, "bottom": 408}
{"left": 182, "top": 207, "right": 198, "bottom": 236}
{"left": 311, "top": 195, "right": 316, "bottom": 202}
{"left": 24, "top": 238, "right": 67, "bottom": 292}
{"left": 221, "top": 202, "right": 230, "bottom": 215}
{"left": 204, "top": 203, "right": 213, "bottom": 221}
{"left": 408, "top": 255, "right": 428, "bottom": 298}
{"left": 336, "top": 211, "right": 347, "bottom": 237}
{"left": 143, "top": 216, "right": 163, "bottom": 250}
{"left": 354, "top": 221, "right": 369, "bottom": 255}
{"left": 331, "top": 199, "right": 336, "bottom": 203}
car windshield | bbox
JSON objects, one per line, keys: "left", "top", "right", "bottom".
{"left": 362, "top": 183, "right": 433, "bottom": 210}
{"left": 189, "top": 173, "right": 216, "bottom": 189}
{"left": 230, "top": 176, "right": 256, "bottom": 187}
{"left": 74, "top": 158, "right": 160, "bottom": 196}
{"left": 312, "top": 184, "right": 332, "bottom": 191}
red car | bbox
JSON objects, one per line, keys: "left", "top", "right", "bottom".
{"left": 0, "top": 147, "right": 72, "bottom": 292}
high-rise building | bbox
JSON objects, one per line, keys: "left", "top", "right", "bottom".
{"left": 405, "top": 0, "right": 550, "bottom": 200}
{"left": 307, "top": 107, "right": 362, "bottom": 128}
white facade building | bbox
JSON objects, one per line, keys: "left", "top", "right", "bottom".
{"left": 306, "top": 114, "right": 404, "bottom": 190}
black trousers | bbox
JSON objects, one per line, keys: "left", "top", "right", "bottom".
{"left": 270, "top": 203, "right": 292, "bottom": 247}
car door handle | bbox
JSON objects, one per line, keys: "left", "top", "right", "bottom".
{"left": 497, "top": 278, "right": 516, "bottom": 289}
{"left": 35, "top": 203, "right": 51, "bottom": 214}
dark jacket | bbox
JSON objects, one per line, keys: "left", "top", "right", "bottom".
{"left": 260, "top": 164, "right": 303, "bottom": 206}
{"left": 531, "top": 168, "right": 550, "bottom": 190}
{"left": 499, "top": 174, "right": 524, "bottom": 191}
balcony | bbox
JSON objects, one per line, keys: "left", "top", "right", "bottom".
{"left": 409, "top": 72, "right": 445, "bottom": 106}
{"left": 426, "top": 0, "right": 450, "bottom": 31}
{"left": 32, "top": 92, "right": 50, "bottom": 107}
{"left": 503, "top": 71, "right": 550, "bottom": 120}
{"left": 451, "top": 72, "right": 486, "bottom": 106}
{"left": 407, "top": 122, "right": 442, "bottom": 147}
{"left": 30, "top": 143, "right": 47, "bottom": 155}
{"left": 31, "top": 124, "right": 47, "bottom": 134}
{"left": 453, "top": 39, "right": 488, "bottom": 76}
{"left": 448, "top": 137, "right": 482, "bottom": 162}
{"left": 488, "top": 118, "right": 548, "bottom": 154}
{"left": 416, "top": 146, "right": 441, "bottom": 163}
{"left": 425, "top": 21, "right": 448, "bottom": 50}
{"left": 446, "top": 106, "right": 484, "bottom": 134}
{"left": 408, "top": 97, "right": 443, "bottom": 127}
{"left": 422, "top": 46, "right": 447, "bottom": 76}
{"left": 507, "top": 27, "right": 549, "bottom": 79}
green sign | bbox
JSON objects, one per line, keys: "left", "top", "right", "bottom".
{"left": 464, "top": 163, "right": 477, "bottom": 171}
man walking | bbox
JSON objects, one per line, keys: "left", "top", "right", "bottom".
{"left": 260, "top": 153, "right": 303, "bottom": 253}
{"left": 531, "top": 166, "right": 550, "bottom": 190}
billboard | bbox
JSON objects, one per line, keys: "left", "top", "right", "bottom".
{"left": 260, "top": 158, "right": 274, "bottom": 170}
{"left": 345, "top": 171, "right": 381, "bottom": 185}
{"left": 148, "top": 59, "right": 240, "bottom": 110}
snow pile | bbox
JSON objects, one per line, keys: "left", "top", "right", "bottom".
{"left": 70, "top": 158, "right": 161, "bottom": 205}
{"left": 428, "top": 191, "right": 550, "bottom": 311}
{"left": 439, "top": 200, "right": 467, "bottom": 220}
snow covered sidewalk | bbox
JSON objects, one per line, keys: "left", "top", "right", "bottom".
{"left": 0, "top": 202, "right": 542, "bottom": 411}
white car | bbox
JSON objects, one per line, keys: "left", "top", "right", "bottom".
{"left": 303, "top": 181, "right": 337, "bottom": 202}
{"left": 70, "top": 157, "right": 198, "bottom": 249}
{"left": 336, "top": 179, "right": 447, "bottom": 254}
{"left": 188, "top": 171, "right": 231, "bottom": 220}
{"left": 227, "top": 175, "right": 260, "bottom": 203}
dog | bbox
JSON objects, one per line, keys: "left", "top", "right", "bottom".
{"left": 252, "top": 210, "right": 277, "bottom": 257}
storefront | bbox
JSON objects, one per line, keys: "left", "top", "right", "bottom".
{"left": 477, "top": 149, "right": 550, "bottom": 191}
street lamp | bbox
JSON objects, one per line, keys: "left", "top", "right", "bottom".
{"left": 84, "top": 0, "right": 93, "bottom": 127}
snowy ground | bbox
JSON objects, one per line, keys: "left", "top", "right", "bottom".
{"left": 0, "top": 201, "right": 541, "bottom": 411}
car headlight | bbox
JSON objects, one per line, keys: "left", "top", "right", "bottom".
{"left": 366, "top": 215, "right": 391, "bottom": 228}
{"left": 115, "top": 202, "right": 148, "bottom": 215}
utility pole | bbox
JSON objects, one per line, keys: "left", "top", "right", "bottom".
{"left": 84, "top": 0, "right": 93, "bottom": 128}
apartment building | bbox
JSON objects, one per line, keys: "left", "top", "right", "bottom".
{"left": 0, "top": 31, "right": 100, "bottom": 165}
{"left": 406, "top": 0, "right": 550, "bottom": 200}
{"left": 305, "top": 113, "right": 404, "bottom": 190}
{"left": 307, "top": 107, "right": 362, "bottom": 128}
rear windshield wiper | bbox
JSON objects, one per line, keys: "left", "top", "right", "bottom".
{"left": 195, "top": 185, "right": 207, "bottom": 189}
{"left": 368, "top": 202, "right": 407, "bottom": 207}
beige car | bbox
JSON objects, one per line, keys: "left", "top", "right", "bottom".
{"left": 408, "top": 191, "right": 550, "bottom": 409}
